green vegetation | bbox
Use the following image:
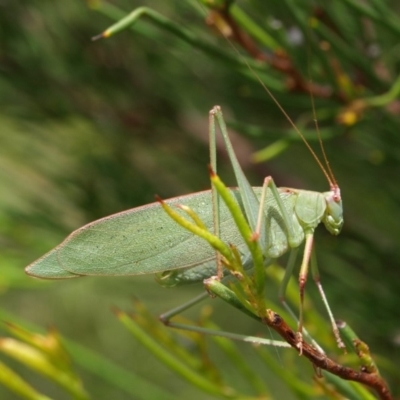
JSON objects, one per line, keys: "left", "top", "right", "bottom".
{"left": 0, "top": 1, "right": 399, "bottom": 399}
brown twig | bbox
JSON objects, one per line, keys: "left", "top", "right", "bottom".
{"left": 264, "top": 309, "right": 393, "bottom": 400}
{"left": 205, "top": 275, "right": 392, "bottom": 397}
{"left": 205, "top": 8, "right": 333, "bottom": 100}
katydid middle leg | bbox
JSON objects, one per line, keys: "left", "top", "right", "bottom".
{"left": 278, "top": 232, "right": 346, "bottom": 351}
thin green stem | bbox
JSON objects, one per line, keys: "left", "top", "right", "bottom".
{"left": 365, "top": 74, "right": 400, "bottom": 108}
{"left": 91, "top": 4, "right": 283, "bottom": 90}
{"left": 117, "top": 311, "right": 236, "bottom": 398}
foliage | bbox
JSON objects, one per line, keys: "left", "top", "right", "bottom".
{"left": 0, "top": 0, "right": 399, "bottom": 399}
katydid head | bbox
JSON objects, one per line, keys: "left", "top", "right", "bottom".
{"left": 322, "top": 185, "right": 343, "bottom": 236}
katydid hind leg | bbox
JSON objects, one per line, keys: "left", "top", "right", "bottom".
{"left": 158, "top": 107, "right": 263, "bottom": 337}
{"left": 159, "top": 107, "right": 267, "bottom": 338}
{"left": 159, "top": 292, "right": 209, "bottom": 325}
{"left": 159, "top": 291, "right": 289, "bottom": 348}
{"left": 208, "top": 105, "right": 267, "bottom": 278}
{"left": 209, "top": 107, "right": 223, "bottom": 279}
{"left": 207, "top": 105, "right": 259, "bottom": 280}
{"left": 164, "top": 321, "right": 290, "bottom": 347}
{"left": 211, "top": 106, "right": 264, "bottom": 242}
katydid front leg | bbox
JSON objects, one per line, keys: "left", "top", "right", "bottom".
{"left": 254, "top": 175, "right": 345, "bottom": 352}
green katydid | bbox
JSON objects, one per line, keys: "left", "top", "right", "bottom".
{"left": 25, "top": 104, "right": 344, "bottom": 349}
{"left": 25, "top": 8, "right": 345, "bottom": 350}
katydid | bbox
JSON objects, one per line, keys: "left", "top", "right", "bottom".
{"left": 25, "top": 103, "right": 344, "bottom": 349}
{"left": 25, "top": 9, "right": 344, "bottom": 351}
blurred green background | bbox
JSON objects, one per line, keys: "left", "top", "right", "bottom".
{"left": 0, "top": 0, "right": 399, "bottom": 398}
